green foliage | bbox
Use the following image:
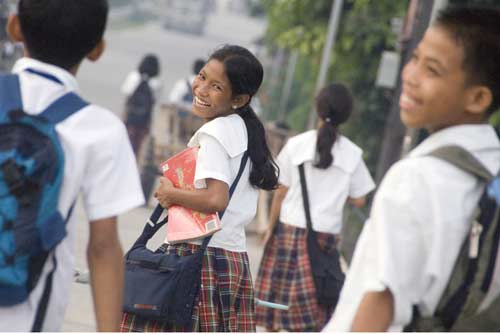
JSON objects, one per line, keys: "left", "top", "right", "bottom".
{"left": 261, "top": 0, "right": 407, "bottom": 172}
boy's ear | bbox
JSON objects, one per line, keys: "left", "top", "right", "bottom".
{"left": 86, "top": 39, "right": 105, "bottom": 62}
{"left": 232, "top": 94, "right": 250, "bottom": 109}
{"left": 465, "top": 85, "right": 493, "bottom": 116}
{"left": 6, "top": 14, "right": 24, "bottom": 43}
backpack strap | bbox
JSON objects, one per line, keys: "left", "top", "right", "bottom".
{"left": 0, "top": 74, "right": 23, "bottom": 115}
{"left": 40, "top": 92, "right": 89, "bottom": 124}
{"left": 428, "top": 145, "right": 493, "bottom": 182}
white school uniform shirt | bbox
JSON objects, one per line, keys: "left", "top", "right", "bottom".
{"left": 121, "top": 70, "right": 163, "bottom": 99}
{"left": 167, "top": 74, "right": 196, "bottom": 110}
{"left": 277, "top": 130, "right": 375, "bottom": 234}
{"left": 324, "top": 124, "right": 500, "bottom": 332}
{"left": 0, "top": 58, "right": 145, "bottom": 331}
{"left": 186, "top": 113, "right": 257, "bottom": 252}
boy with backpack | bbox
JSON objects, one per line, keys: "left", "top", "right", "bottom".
{"left": 0, "top": 0, "right": 144, "bottom": 331}
{"left": 167, "top": 58, "right": 205, "bottom": 111}
{"left": 324, "top": 6, "right": 500, "bottom": 332}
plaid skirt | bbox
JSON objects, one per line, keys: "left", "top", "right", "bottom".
{"left": 254, "top": 222, "right": 339, "bottom": 332}
{"left": 120, "top": 243, "right": 255, "bottom": 332}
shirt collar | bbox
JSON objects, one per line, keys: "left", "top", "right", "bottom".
{"left": 409, "top": 124, "right": 500, "bottom": 159}
{"left": 290, "top": 130, "right": 317, "bottom": 165}
{"left": 12, "top": 57, "right": 80, "bottom": 92}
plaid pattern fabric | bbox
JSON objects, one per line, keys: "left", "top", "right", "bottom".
{"left": 255, "top": 222, "right": 339, "bottom": 332}
{"left": 121, "top": 243, "right": 256, "bottom": 332}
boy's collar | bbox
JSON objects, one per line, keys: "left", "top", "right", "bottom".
{"left": 408, "top": 124, "right": 499, "bottom": 159}
{"left": 11, "top": 57, "right": 79, "bottom": 92}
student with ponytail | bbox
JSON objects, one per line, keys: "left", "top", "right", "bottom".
{"left": 255, "top": 83, "right": 375, "bottom": 331}
{"left": 120, "top": 44, "right": 279, "bottom": 332}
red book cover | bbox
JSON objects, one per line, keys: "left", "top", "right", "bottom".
{"left": 160, "top": 147, "right": 221, "bottom": 244}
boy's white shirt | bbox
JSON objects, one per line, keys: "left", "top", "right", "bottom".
{"left": 120, "top": 70, "right": 163, "bottom": 106}
{"left": 277, "top": 130, "right": 375, "bottom": 234}
{"left": 324, "top": 124, "right": 500, "bottom": 332}
{"left": 167, "top": 74, "right": 196, "bottom": 110}
{"left": 186, "top": 113, "right": 258, "bottom": 252}
{"left": 0, "top": 58, "right": 145, "bottom": 331}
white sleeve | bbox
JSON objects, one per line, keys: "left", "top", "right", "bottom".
{"left": 349, "top": 162, "right": 431, "bottom": 327}
{"left": 121, "top": 71, "right": 140, "bottom": 96}
{"left": 193, "top": 133, "right": 232, "bottom": 189}
{"left": 276, "top": 143, "right": 292, "bottom": 187}
{"left": 168, "top": 79, "right": 188, "bottom": 104}
{"left": 348, "top": 158, "right": 375, "bottom": 198}
{"left": 81, "top": 121, "right": 145, "bottom": 221}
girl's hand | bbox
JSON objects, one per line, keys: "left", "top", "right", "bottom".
{"left": 154, "top": 177, "right": 175, "bottom": 208}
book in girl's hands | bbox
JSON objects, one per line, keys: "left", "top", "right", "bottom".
{"left": 160, "top": 147, "right": 221, "bottom": 244}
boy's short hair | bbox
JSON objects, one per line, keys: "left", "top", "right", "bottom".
{"left": 18, "top": 0, "right": 108, "bottom": 70}
{"left": 435, "top": 6, "right": 500, "bottom": 115}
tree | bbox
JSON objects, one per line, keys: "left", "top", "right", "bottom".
{"left": 261, "top": 0, "right": 408, "bottom": 173}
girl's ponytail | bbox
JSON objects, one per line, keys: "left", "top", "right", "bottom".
{"left": 237, "top": 105, "right": 279, "bottom": 190}
{"left": 314, "top": 83, "right": 353, "bottom": 169}
{"left": 315, "top": 121, "right": 337, "bottom": 169}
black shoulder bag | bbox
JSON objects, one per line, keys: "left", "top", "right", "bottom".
{"left": 123, "top": 152, "right": 249, "bottom": 327}
{"left": 298, "top": 163, "right": 345, "bottom": 310}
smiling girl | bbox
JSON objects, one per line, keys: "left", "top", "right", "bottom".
{"left": 120, "top": 45, "right": 279, "bottom": 332}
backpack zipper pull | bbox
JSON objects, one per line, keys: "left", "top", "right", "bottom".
{"left": 469, "top": 220, "right": 483, "bottom": 259}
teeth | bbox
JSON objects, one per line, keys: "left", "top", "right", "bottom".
{"left": 400, "top": 93, "right": 418, "bottom": 108}
{"left": 195, "top": 96, "right": 210, "bottom": 107}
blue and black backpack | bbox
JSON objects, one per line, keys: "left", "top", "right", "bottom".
{"left": 0, "top": 72, "right": 88, "bottom": 319}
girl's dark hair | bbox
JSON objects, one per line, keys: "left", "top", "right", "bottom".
{"left": 209, "top": 44, "right": 279, "bottom": 190}
{"left": 314, "top": 83, "right": 353, "bottom": 169}
{"left": 138, "top": 54, "right": 160, "bottom": 78}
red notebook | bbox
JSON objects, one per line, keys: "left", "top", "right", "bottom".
{"left": 160, "top": 147, "right": 221, "bottom": 244}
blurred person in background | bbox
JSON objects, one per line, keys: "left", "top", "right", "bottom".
{"left": 168, "top": 58, "right": 205, "bottom": 112}
{"left": 121, "top": 53, "right": 162, "bottom": 157}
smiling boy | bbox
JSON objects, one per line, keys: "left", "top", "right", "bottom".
{"left": 323, "top": 6, "right": 500, "bottom": 332}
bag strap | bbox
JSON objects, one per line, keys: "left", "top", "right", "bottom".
{"left": 200, "top": 151, "right": 249, "bottom": 249}
{"left": 298, "top": 163, "right": 313, "bottom": 232}
{"left": 0, "top": 72, "right": 88, "bottom": 124}
{"left": 138, "top": 151, "right": 250, "bottom": 248}
{"left": 428, "top": 145, "right": 493, "bottom": 182}
{"left": 0, "top": 74, "right": 23, "bottom": 116}
{"left": 40, "top": 92, "right": 89, "bottom": 124}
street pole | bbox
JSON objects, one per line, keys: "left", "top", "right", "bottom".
{"left": 277, "top": 51, "right": 298, "bottom": 123}
{"left": 307, "top": 0, "right": 343, "bottom": 129}
{"left": 400, "top": 0, "right": 448, "bottom": 157}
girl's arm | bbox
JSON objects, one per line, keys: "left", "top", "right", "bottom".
{"left": 263, "top": 184, "right": 288, "bottom": 243}
{"left": 348, "top": 196, "right": 366, "bottom": 208}
{"left": 154, "top": 177, "right": 229, "bottom": 213}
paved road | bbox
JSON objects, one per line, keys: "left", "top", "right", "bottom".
{"left": 62, "top": 8, "right": 268, "bottom": 332}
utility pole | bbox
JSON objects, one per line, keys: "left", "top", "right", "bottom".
{"left": 307, "top": 0, "right": 344, "bottom": 129}
{"left": 374, "top": 0, "right": 435, "bottom": 183}
{"left": 276, "top": 51, "right": 298, "bottom": 123}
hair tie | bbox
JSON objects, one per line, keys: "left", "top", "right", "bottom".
{"left": 324, "top": 117, "right": 332, "bottom": 124}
